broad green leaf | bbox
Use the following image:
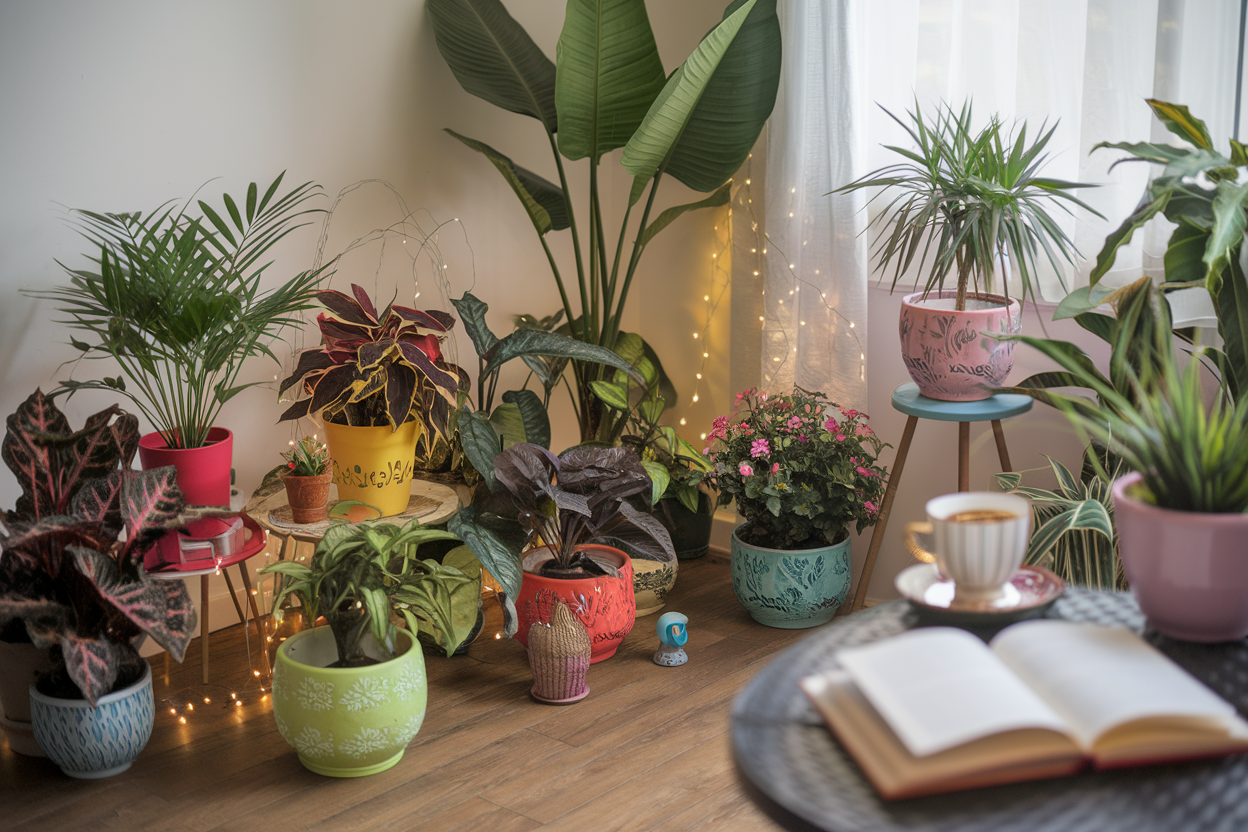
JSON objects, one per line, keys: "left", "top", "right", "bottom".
{"left": 1092, "top": 140, "right": 1192, "bottom": 169}
{"left": 428, "top": 0, "right": 557, "bottom": 131}
{"left": 640, "top": 181, "right": 731, "bottom": 247}
{"left": 676, "top": 484, "right": 700, "bottom": 514}
{"left": 1010, "top": 371, "right": 1093, "bottom": 392}
{"left": 450, "top": 291, "right": 499, "bottom": 358}
{"left": 1088, "top": 191, "right": 1169, "bottom": 285}
{"left": 621, "top": 0, "right": 781, "bottom": 193}
{"left": 445, "top": 130, "right": 569, "bottom": 235}
{"left": 447, "top": 506, "right": 524, "bottom": 635}
{"left": 555, "top": 0, "right": 667, "bottom": 163}
{"left": 482, "top": 328, "right": 644, "bottom": 384}
{"left": 488, "top": 401, "right": 527, "bottom": 449}
{"left": 1218, "top": 249, "right": 1248, "bottom": 400}
{"left": 639, "top": 335, "right": 678, "bottom": 415}
{"left": 1164, "top": 220, "right": 1208, "bottom": 286}
{"left": 443, "top": 545, "right": 482, "bottom": 577}
{"left": 590, "top": 379, "right": 631, "bottom": 411}
{"left": 501, "top": 389, "right": 551, "bottom": 449}
{"left": 1074, "top": 312, "right": 1116, "bottom": 344}
{"left": 641, "top": 460, "right": 669, "bottom": 505}
{"left": 1203, "top": 179, "right": 1248, "bottom": 290}
{"left": 456, "top": 406, "right": 502, "bottom": 490}
{"left": 1146, "top": 99, "right": 1213, "bottom": 150}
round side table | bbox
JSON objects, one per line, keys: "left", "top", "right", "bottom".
{"left": 849, "top": 383, "right": 1033, "bottom": 612}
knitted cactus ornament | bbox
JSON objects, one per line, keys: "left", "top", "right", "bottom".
{"left": 527, "top": 600, "right": 592, "bottom": 704}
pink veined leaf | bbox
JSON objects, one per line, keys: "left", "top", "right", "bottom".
{"left": 60, "top": 407, "right": 138, "bottom": 512}
{"left": 2, "top": 388, "right": 71, "bottom": 520}
{"left": 119, "top": 468, "right": 185, "bottom": 554}
{"left": 59, "top": 631, "right": 120, "bottom": 707}
{"left": 70, "top": 470, "right": 125, "bottom": 530}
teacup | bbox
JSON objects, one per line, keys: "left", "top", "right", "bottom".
{"left": 904, "top": 492, "right": 1031, "bottom": 600}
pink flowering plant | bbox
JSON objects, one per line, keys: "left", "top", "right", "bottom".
{"left": 707, "top": 388, "right": 889, "bottom": 550}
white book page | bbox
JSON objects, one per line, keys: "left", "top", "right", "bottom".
{"left": 990, "top": 621, "right": 1238, "bottom": 749}
{"left": 836, "top": 627, "right": 1070, "bottom": 757}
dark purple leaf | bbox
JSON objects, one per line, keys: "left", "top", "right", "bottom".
{"left": 69, "top": 546, "right": 196, "bottom": 662}
{"left": 317, "top": 314, "right": 377, "bottom": 344}
{"left": 358, "top": 340, "right": 391, "bottom": 368}
{"left": 385, "top": 363, "right": 418, "bottom": 429}
{"left": 70, "top": 471, "right": 125, "bottom": 533}
{"left": 279, "top": 349, "right": 336, "bottom": 396}
{"left": 317, "top": 288, "right": 377, "bottom": 326}
{"left": 309, "top": 365, "right": 360, "bottom": 414}
{"left": 2, "top": 389, "right": 71, "bottom": 520}
{"left": 118, "top": 468, "right": 186, "bottom": 554}
{"left": 397, "top": 341, "right": 459, "bottom": 395}
{"left": 59, "top": 631, "right": 121, "bottom": 707}
{"left": 349, "top": 284, "right": 379, "bottom": 320}
{"left": 67, "top": 406, "right": 138, "bottom": 491}
{"left": 608, "top": 502, "right": 676, "bottom": 562}
{"left": 390, "top": 305, "right": 453, "bottom": 332}
{"left": 279, "top": 398, "right": 313, "bottom": 422}
{"left": 0, "top": 595, "right": 70, "bottom": 646}
{"left": 0, "top": 515, "right": 108, "bottom": 569}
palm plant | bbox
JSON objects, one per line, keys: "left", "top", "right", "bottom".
{"left": 35, "top": 173, "right": 332, "bottom": 448}
{"left": 429, "top": 0, "right": 781, "bottom": 439}
{"left": 835, "top": 100, "right": 1098, "bottom": 311}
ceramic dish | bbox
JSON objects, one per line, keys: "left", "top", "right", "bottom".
{"left": 894, "top": 563, "right": 1065, "bottom": 627}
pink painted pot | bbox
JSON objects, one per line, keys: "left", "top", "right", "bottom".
{"left": 899, "top": 291, "right": 1021, "bottom": 401}
{"left": 1113, "top": 472, "right": 1248, "bottom": 642}
{"left": 137, "top": 427, "right": 232, "bottom": 507}
{"left": 515, "top": 545, "right": 635, "bottom": 664}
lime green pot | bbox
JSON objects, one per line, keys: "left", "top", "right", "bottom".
{"left": 272, "top": 626, "right": 427, "bottom": 777}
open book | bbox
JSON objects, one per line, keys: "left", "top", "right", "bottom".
{"left": 800, "top": 621, "right": 1248, "bottom": 800}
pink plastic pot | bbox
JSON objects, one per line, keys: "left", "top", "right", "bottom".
{"left": 1113, "top": 472, "right": 1248, "bottom": 642}
{"left": 515, "top": 545, "right": 636, "bottom": 664}
{"left": 137, "top": 427, "right": 233, "bottom": 507}
{"left": 899, "top": 291, "right": 1022, "bottom": 401}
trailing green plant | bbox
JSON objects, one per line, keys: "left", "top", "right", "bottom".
{"left": 278, "top": 284, "right": 466, "bottom": 470}
{"left": 706, "top": 388, "right": 888, "bottom": 550}
{"left": 1055, "top": 99, "right": 1248, "bottom": 402}
{"left": 281, "top": 436, "right": 330, "bottom": 477}
{"left": 34, "top": 173, "right": 333, "bottom": 449}
{"left": 260, "top": 518, "right": 481, "bottom": 663}
{"left": 1017, "top": 282, "right": 1248, "bottom": 514}
{"left": 429, "top": 0, "right": 781, "bottom": 440}
{"left": 448, "top": 442, "right": 674, "bottom": 636}
{"left": 0, "top": 390, "right": 201, "bottom": 705}
{"left": 449, "top": 291, "right": 642, "bottom": 488}
{"left": 995, "top": 457, "right": 1122, "bottom": 590}
{"left": 834, "top": 100, "right": 1099, "bottom": 312}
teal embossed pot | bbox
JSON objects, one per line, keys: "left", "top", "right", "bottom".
{"left": 730, "top": 525, "right": 851, "bottom": 628}
{"left": 29, "top": 663, "right": 154, "bottom": 779}
{"left": 272, "top": 626, "right": 427, "bottom": 777}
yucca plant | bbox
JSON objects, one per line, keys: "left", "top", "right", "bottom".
{"left": 834, "top": 100, "right": 1099, "bottom": 311}
{"left": 995, "top": 457, "right": 1122, "bottom": 590}
{"left": 429, "top": 0, "right": 781, "bottom": 440}
{"left": 261, "top": 519, "right": 481, "bottom": 663}
{"left": 34, "top": 173, "right": 333, "bottom": 449}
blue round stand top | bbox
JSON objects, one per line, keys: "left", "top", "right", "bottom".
{"left": 890, "top": 382, "right": 1033, "bottom": 422}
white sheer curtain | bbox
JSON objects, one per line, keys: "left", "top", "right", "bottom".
{"left": 732, "top": 0, "right": 1244, "bottom": 401}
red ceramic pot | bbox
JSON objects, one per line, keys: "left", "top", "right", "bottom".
{"left": 899, "top": 291, "right": 1021, "bottom": 401}
{"left": 515, "top": 545, "right": 635, "bottom": 664}
{"left": 137, "top": 427, "right": 232, "bottom": 507}
{"left": 1113, "top": 472, "right": 1248, "bottom": 642}
{"left": 282, "top": 471, "right": 333, "bottom": 524}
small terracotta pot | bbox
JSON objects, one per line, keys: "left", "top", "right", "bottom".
{"left": 899, "top": 291, "right": 1021, "bottom": 401}
{"left": 1113, "top": 472, "right": 1248, "bottom": 642}
{"left": 515, "top": 545, "right": 635, "bottom": 664}
{"left": 283, "top": 471, "right": 333, "bottom": 524}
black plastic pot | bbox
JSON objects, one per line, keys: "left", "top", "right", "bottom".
{"left": 658, "top": 492, "right": 715, "bottom": 561}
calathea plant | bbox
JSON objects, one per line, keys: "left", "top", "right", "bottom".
{"left": 261, "top": 519, "right": 481, "bottom": 663}
{"left": 0, "top": 391, "right": 201, "bottom": 705}
{"left": 429, "top": 0, "right": 781, "bottom": 440}
{"left": 449, "top": 443, "right": 675, "bottom": 635}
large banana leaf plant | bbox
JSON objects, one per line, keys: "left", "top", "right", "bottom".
{"left": 428, "top": 0, "right": 781, "bottom": 440}
{"left": 1055, "top": 100, "right": 1247, "bottom": 402}
{"left": 34, "top": 173, "right": 334, "bottom": 449}
{"left": 0, "top": 391, "right": 202, "bottom": 705}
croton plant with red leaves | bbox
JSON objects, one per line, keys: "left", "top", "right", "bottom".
{"left": 278, "top": 285, "right": 466, "bottom": 447}
{"left": 0, "top": 390, "right": 204, "bottom": 705}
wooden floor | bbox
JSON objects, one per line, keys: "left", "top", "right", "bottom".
{"left": 2, "top": 553, "right": 813, "bottom": 831}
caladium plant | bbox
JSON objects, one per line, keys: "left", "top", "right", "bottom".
{"left": 278, "top": 284, "right": 467, "bottom": 450}
{"left": 450, "top": 443, "right": 674, "bottom": 637}
{"left": 0, "top": 390, "right": 201, "bottom": 706}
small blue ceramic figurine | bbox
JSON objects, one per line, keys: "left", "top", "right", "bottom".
{"left": 654, "top": 612, "right": 689, "bottom": 666}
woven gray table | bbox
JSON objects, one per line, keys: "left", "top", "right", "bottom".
{"left": 732, "top": 590, "right": 1248, "bottom": 832}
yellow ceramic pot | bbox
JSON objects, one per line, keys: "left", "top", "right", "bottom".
{"left": 323, "top": 420, "right": 420, "bottom": 517}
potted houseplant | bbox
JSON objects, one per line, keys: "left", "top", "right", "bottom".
{"left": 32, "top": 173, "right": 333, "bottom": 506}
{"left": 259, "top": 518, "right": 480, "bottom": 777}
{"left": 429, "top": 0, "right": 781, "bottom": 440}
{"left": 0, "top": 390, "right": 201, "bottom": 777}
{"left": 1016, "top": 280, "right": 1248, "bottom": 641}
{"left": 280, "top": 436, "right": 333, "bottom": 524}
{"left": 708, "top": 388, "right": 888, "bottom": 628}
{"left": 449, "top": 443, "right": 675, "bottom": 663}
{"left": 834, "top": 101, "right": 1098, "bottom": 401}
{"left": 278, "top": 284, "right": 464, "bottom": 516}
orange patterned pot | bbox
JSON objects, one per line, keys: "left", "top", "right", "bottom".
{"left": 282, "top": 471, "right": 333, "bottom": 524}
{"left": 515, "top": 545, "right": 635, "bottom": 664}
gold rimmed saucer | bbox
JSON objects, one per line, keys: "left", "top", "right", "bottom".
{"left": 895, "top": 563, "right": 1065, "bottom": 625}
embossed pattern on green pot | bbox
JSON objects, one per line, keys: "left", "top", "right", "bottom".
{"left": 730, "top": 525, "right": 851, "bottom": 629}
{"left": 272, "top": 626, "right": 427, "bottom": 777}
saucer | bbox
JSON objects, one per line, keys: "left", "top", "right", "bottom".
{"left": 895, "top": 563, "right": 1065, "bottom": 626}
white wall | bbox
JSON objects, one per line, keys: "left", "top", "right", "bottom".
{"left": 0, "top": 0, "right": 729, "bottom": 635}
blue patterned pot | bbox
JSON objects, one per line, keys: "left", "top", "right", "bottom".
{"left": 29, "top": 663, "right": 154, "bottom": 778}
{"left": 730, "top": 525, "right": 852, "bottom": 629}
